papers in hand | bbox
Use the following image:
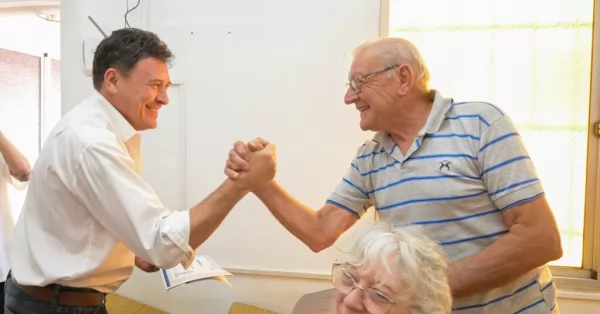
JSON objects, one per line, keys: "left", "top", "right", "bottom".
{"left": 161, "top": 255, "right": 233, "bottom": 290}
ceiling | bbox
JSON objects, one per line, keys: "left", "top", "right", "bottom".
{"left": 0, "top": 0, "right": 59, "bottom": 9}
{"left": 0, "top": 0, "right": 59, "bottom": 20}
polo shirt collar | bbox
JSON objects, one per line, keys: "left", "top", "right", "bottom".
{"left": 372, "top": 90, "right": 453, "bottom": 146}
{"left": 420, "top": 90, "right": 453, "bottom": 136}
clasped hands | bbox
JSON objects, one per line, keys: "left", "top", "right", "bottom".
{"left": 224, "top": 137, "right": 276, "bottom": 190}
{"left": 134, "top": 138, "right": 274, "bottom": 273}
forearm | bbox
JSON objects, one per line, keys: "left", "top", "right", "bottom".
{"left": 253, "top": 181, "right": 332, "bottom": 251}
{"left": 188, "top": 179, "right": 250, "bottom": 248}
{"left": 449, "top": 229, "right": 560, "bottom": 297}
{"left": 0, "top": 132, "right": 30, "bottom": 175}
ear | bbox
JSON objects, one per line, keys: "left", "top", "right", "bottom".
{"left": 395, "top": 64, "right": 415, "bottom": 96}
{"left": 103, "top": 68, "right": 120, "bottom": 94}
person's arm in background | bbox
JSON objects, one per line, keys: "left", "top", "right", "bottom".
{"left": 72, "top": 139, "right": 276, "bottom": 270}
{"left": 0, "top": 131, "right": 31, "bottom": 183}
{"left": 224, "top": 138, "right": 369, "bottom": 252}
{"left": 448, "top": 115, "right": 562, "bottom": 298}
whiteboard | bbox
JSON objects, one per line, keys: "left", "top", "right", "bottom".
{"left": 141, "top": 85, "right": 187, "bottom": 212}
{"left": 139, "top": 0, "right": 380, "bottom": 276}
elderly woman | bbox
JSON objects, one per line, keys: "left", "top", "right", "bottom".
{"left": 333, "top": 222, "right": 452, "bottom": 314}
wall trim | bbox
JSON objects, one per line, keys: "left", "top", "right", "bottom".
{"left": 227, "top": 267, "right": 600, "bottom": 302}
{"left": 379, "top": 0, "right": 389, "bottom": 37}
{"left": 225, "top": 267, "right": 330, "bottom": 281}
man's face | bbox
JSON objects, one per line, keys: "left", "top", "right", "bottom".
{"left": 110, "top": 57, "right": 171, "bottom": 131}
{"left": 344, "top": 51, "right": 396, "bottom": 131}
{"left": 334, "top": 263, "right": 410, "bottom": 314}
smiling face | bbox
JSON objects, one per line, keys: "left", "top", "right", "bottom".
{"left": 102, "top": 57, "right": 171, "bottom": 130}
{"left": 333, "top": 262, "right": 411, "bottom": 314}
{"left": 343, "top": 45, "right": 418, "bottom": 133}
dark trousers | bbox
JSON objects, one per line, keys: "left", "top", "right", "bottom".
{"left": 4, "top": 272, "right": 107, "bottom": 314}
{"left": 0, "top": 280, "right": 4, "bottom": 308}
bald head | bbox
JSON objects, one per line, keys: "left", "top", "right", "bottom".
{"left": 353, "top": 37, "right": 430, "bottom": 91}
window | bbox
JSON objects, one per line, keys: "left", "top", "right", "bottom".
{"left": 0, "top": 13, "right": 61, "bottom": 219}
{"left": 383, "top": 0, "right": 600, "bottom": 285}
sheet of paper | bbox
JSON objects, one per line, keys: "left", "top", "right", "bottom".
{"left": 161, "top": 255, "right": 232, "bottom": 290}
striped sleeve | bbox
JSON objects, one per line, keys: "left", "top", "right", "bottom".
{"left": 326, "top": 157, "right": 372, "bottom": 218}
{"left": 478, "top": 115, "right": 544, "bottom": 211}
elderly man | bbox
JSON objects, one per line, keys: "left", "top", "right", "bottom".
{"left": 225, "top": 37, "right": 562, "bottom": 313}
{"left": 333, "top": 222, "right": 451, "bottom": 314}
{"left": 0, "top": 132, "right": 30, "bottom": 306}
{"left": 5, "top": 28, "right": 276, "bottom": 314}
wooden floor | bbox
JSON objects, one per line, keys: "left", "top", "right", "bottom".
{"left": 105, "top": 295, "right": 279, "bottom": 314}
{"left": 106, "top": 294, "right": 167, "bottom": 314}
{"left": 228, "top": 302, "right": 278, "bottom": 314}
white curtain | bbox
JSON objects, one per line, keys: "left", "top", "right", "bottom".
{"left": 389, "top": 0, "right": 594, "bottom": 267}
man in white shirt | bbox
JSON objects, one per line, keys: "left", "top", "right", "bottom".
{"left": 5, "top": 28, "right": 276, "bottom": 314}
{"left": 0, "top": 132, "right": 30, "bottom": 307}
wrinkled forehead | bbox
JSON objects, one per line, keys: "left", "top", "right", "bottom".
{"left": 348, "top": 46, "right": 385, "bottom": 79}
{"left": 350, "top": 260, "right": 404, "bottom": 292}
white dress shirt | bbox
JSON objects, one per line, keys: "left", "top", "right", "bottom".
{"left": 9, "top": 92, "right": 195, "bottom": 293}
{"left": 0, "top": 156, "right": 27, "bottom": 282}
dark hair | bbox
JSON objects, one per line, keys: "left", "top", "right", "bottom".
{"left": 92, "top": 28, "right": 173, "bottom": 90}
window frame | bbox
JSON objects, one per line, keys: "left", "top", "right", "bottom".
{"left": 40, "top": 52, "right": 61, "bottom": 144}
{"left": 1, "top": 7, "right": 61, "bottom": 220}
{"left": 380, "top": 0, "right": 600, "bottom": 290}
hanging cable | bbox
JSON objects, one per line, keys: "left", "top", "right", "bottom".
{"left": 125, "top": 0, "right": 141, "bottom": 28}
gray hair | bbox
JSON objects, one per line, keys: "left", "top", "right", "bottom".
{"left": 353, "top": 37, "right": 431, "bottom": 90}
{"left": 345, "top": 222, "right": 452, "bottom": 314}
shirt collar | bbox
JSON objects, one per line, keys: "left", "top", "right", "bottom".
{"left": 91, "top": 91, "right": 138, "bottom": 142}
{"left": 372, "top": 89, "right": 453, "bottom": 145}
{"left": 419, "top": 89, "right": 453, "bottom": 135}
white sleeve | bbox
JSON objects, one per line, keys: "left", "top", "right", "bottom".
{"left": 71, "top": 140, "right": 195, "bottom": 269}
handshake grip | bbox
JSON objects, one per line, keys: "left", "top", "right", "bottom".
{"left": 233, "top": 144, "right": 277, "bottom": 190}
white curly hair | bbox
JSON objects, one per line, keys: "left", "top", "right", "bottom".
{"left": 344, "top": 222, "right": 452, "bottom": 314}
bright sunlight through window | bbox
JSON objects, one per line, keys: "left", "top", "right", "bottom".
{"left": 389, "top": 0, "right": 594, "bottom": 267}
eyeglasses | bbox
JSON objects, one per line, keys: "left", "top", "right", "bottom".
{"left": 331, "top": 263, "right": 397, "bottom": 314}
{"left": 346, "top": 65, "right": 400, "bottom": 95}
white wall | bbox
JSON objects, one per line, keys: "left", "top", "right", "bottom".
{"left": 60, "top": 0, "right": 600, "bottom": 313}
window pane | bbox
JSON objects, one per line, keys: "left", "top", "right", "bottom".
{"left": 0, "top": 48, "right": 41, "bottom": 218}
{"left": 389, "top": 0, "right": 594, "bottom": 267}
{"left": 51, "top": 59, "right": 60, "bottom": 115}
{"left": 48, "top": 58, "right": 61, "bottom": 141}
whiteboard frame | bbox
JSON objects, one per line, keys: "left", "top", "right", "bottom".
{"left": 379, "top": 0, "right": 390, "bottom": 37}
{"left": 208, "top": 0, "right": 391, "bottom": 280}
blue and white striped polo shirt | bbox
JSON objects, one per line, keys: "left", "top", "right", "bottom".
{"left": 327, "top": 91, "right": 559, "bottom": 313}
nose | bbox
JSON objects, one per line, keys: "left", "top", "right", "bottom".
{"left": 343, "top": 286, "right": 367, "bottom": 312}
{"left": 344, "top": 87, "right": 359, "bottom": 105}
{"left": 156, "top": 88, "right": 169, "bottom": 105}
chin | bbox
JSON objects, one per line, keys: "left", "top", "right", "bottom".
{"left": 359, "top": 122, "right": 373, "bottom": 132}
{"left": 144, "top": 119, "right": 159, "bottom": 130}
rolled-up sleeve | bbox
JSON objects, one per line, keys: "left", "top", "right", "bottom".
{"left": 327, "top": 157, "right": 372, "bottom": 218}
{"left": 71, "top": 140, "right": 194, "bottom": 269}
{"left": 478, "top": 115, "right": 544, "bottom": 211}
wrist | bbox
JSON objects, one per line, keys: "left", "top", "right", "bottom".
{"left": 252, "top": 180, "right": 276, "bottom": 196}
{"left": 224, "top": 178, "right": 252, "bottom": 195}
{"left": 448, "top": 262, "right": 469, "bottom": 298}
